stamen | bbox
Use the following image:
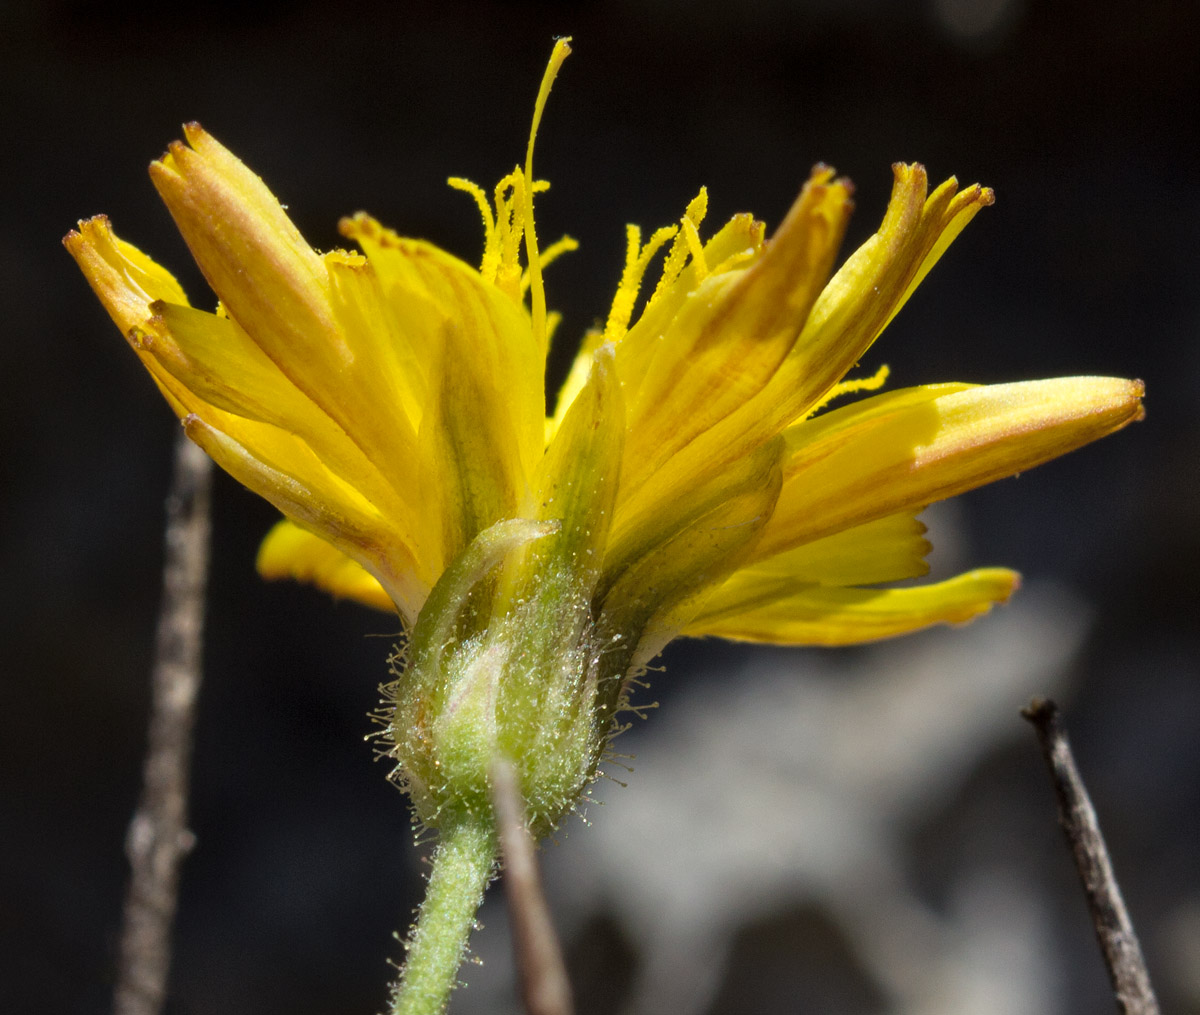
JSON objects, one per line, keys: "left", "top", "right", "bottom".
{"left": 603, "top": 224, "right": 642, "bottom": 342}
{"left": 806, "top": 364, "right": 891, "bottom": 417}
{"left": 523, "top": 37, "right": 572, "bottom": 355}
{"left": 624, "top": 224, "right": 643, "bottom": 272}
{"left": 519, "top": 235, "right": 578, "bottom": 298}
{"left": 494, "top": 171, "right": 526, "bottom": 300}
{"left": 447, "top": 177, "right": 499, "bottom": 281}
{"left": 680, "top": 217, "right": 708, "bottom": 279}
{"left": 683, "top": 187, "right": 709, "bottom": 227}
{"left": 604, "top": 224, "right": 678, "bottom": 342}
{"left": 650, "top": 187, "right": 709, "bottom": 303}
{"left": 447, "top": 177, "right": 495, "bottom": 239}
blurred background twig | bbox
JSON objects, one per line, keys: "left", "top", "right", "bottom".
{"left": 493, "top": 760, "right": 574, "bottom": 1015}
{"left": 113, "top": 434, "right": 211, "bottom": 1015}
{"left": 1024, "top": 699, "right": 1160, "bottom": 1015}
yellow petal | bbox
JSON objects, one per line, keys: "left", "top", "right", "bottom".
{"left": 150, "top": 125, "right": 340, "bottom": 373}
{"left": 257, "top": 519, "right": 394, "bottom": 612}
{"left": 754, "top": 376, "right": 1145, "bottom": 559}
{"left": 619, "top": 168, "right": 854, "bottom": 497}
{"left": 341, "top": 215, "right": 545, "bottom": 480}
{"left": 619, "top": 170, "right": 993, "bottom": 522}
{"left": 63, "top": 216, "right": 200, "bottom": 418}
{"left": 140, "top": 306, "right": 397, "bottom": 509}
{"left": 181, "top": 415, "right": 371, "bottom": 531}
{"left": 63, "top": 216, "right": 190, "bottom": 332}
{"left": 548, "top": 327, "right": 605, "bottom": 440}
{"left": 531, "top": 343, "right": 625, "bottom": 583}
{"left": 326, "top": 251, "right": 428, "bottom": 433}
{"left": 141, "top": 302, "right": 309, "bottom": 423}
{"left": 684, "top": 567, "right": 1019, "bottom": 645}
{"left": 417, "top": 322, "right": 526, "bottom": 572}
{"left": 127, "top": 300, "right": 432, "bottom": 595}
{"left": 338, "top": 214, "right": 442, "bottom": 381}
{"left": 596, "top": 436, "right": 784, "bottom": 676}
{"left": 603, "top": 434, "right": 783, "bottom": 598}
{"left": 183, "top": 414, "right": 427, "bottom": 620}
{"left": 613, "top": 211, "right": 766, "bottom": 408}
{"left": 151, "top": 129, "right": 428, "bottom": 511}
{"left": 746, "top": 511, "right": 930, "bottom": 586}
{"left": 768, "top": 165, "right": 993, "bottom": 420}
{"left": 118, "top": 294, "right": 428, "bottom": 580}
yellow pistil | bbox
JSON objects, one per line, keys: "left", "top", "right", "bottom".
{"left": 523, "top": 36, "right": 572, "bottom": 355}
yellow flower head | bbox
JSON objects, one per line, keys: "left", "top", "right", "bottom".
{"left": 67, "top": 39, "right": 1142, "bottom": 832}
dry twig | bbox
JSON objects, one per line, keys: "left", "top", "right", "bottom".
{"left": 113, "top": 435, "right": 213, "bottom": 1015}
{"left": 1022, "top": 697, "right": 1160, "bottom": 1015}
{"left": 491, "top": 760, "right": 575, "bottom": 1015}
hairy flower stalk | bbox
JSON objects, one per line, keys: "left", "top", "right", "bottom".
{"left": 69, "top": 38, "right": 1142, "bottom": 1014}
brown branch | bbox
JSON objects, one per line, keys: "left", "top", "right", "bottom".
{"left": 113, "top": 434, "right": 213, "bottom": 1015}
{"left": 1022, "top": 698, "right": 1160, "bottom": 1015}
{"left": 491, "top": 760, "right": 574, "bottom": 1015}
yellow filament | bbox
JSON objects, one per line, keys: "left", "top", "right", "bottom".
{"left": 447, "top": 177, "right": 495, "bottom": 238}
{"left": 465, "top": 171, "right": 517, "bottom": 300}
{"left": 523, "top": 37, "right": 572, "bottom": 354}
{"left": 680, "top": 217, "right": 708, "bottom": 279}
{"left": 520, "top": 234, "right": 578, "bottom": 298}
{"left": 683, "top": 187, "right": 709, "bottom": 227}
{"left": 604, "top": 224, "right": 678, "bottom": 342}
{"left": 449, "top": 165, "right": 569, "bottom": 307}
{"left": 497, "top": 172, "right": 525, "bottom": 281}
{"left": 807, "top": 364, "right": 892, "bottom": 417}
{"left": 447, "top": 177, "right": 501, "bottom": 282}
{"left": 604, "top": 225, "right": 643, "bottom": 341}
{"left": 650, "top": 187, "right": 709, "bottom": 303}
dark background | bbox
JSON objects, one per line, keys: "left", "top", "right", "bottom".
{"left": 1, "top": 1, "right": 1196, "bottom": 1013}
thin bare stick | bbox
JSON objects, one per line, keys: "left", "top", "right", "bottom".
{"left": 1022, "top": 698, "right": 1160, "bottom": 1015}
{"left": 491, "top": 760, "right": 574, "bottom": 1015}
{"left": 114, "top": 435, "right": 213, "bottom": 1015}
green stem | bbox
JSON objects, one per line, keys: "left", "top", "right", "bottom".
{"left": 391, "top": 819, "right": 498, "bottom": 1015}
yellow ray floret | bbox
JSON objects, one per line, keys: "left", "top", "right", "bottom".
{"left": 68, "top": 43, "right": 1143, "bottom": 663}
{"left": 684, "top": 569, "right": 1021, "bottom": 646}
{"left": 258, "top": 520, "right": 394, "bottom": 612}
